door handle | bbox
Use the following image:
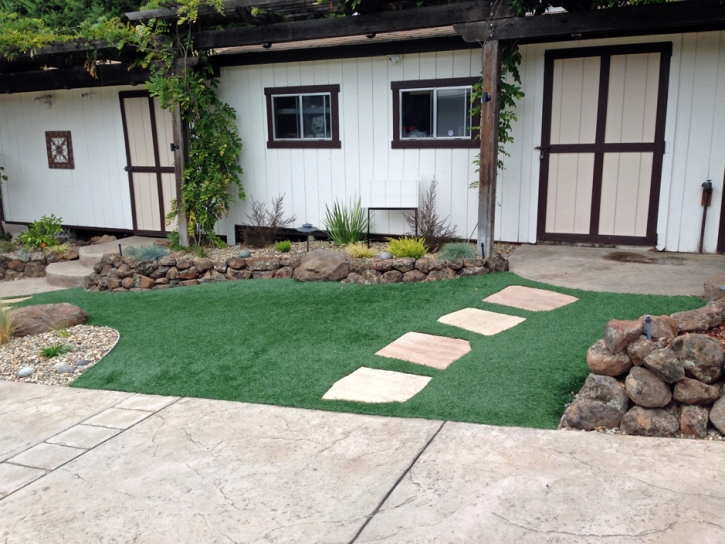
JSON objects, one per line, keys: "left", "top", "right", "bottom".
{"left": 535, "top": 146, "right": 550, "bottom": 160}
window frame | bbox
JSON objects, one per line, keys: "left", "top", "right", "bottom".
{"left": 265, "top": 84, "right": 341, "bottom": 149}
{"left": 391, "top": 77, "right": 481, "bottom": 149}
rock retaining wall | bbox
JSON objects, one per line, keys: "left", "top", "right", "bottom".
{"left": 84, "top": 250, "right": 509, "bottom": 292}
{"left": 0, "top": 248, "right": 79, "bottom": 282}
{"left": 561, "top": 301, "right": 725, "bottom": 439}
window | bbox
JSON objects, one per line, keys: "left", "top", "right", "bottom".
{"left": 391, "top": 78, "right": 480, "bottom": 149}
{"left": 265, "top": 85, "right": 341, "bottom": 149}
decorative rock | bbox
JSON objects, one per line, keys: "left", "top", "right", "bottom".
{"left": 403, "top": 270, "right": 426, "bottom": 282}
{"left": 248, "top": 256, "right": 280, "bottom": 271}
{"left": 226, "top": 268, "right": 251, "bottom": 280}
{"left": 106, "top": 278, "right": 122, "bottom": 290}
{"left": 136, "top": 275, "right": 155, "bottom": 290}
{"left": 293, "top": 249, "right": 350, "bottom": 282}
{"left": 620, "top": 406, "right": 680, "bottom": 437}
{"left": 671, "top": 306, "right": 722, "bottom": 333}
{"left": 371, "top": 260, "right": 394, "bottom": 272}
{"left": 463, "top": 257, "right": 485, "bottom": 268}
{"left": 112, "top": 287, "right": 129, "bottom": 293}
{"left": 391, "top": 258, "right": 415, "bottom": 273}
{"left": 671, "top": 334, "right": 725, "bottom": 384}
{"left": 226, "top": 257, "right": 246, "bottom": 270}
{"left": 15, "top": 251, "right": 31, "bottom": 263}
{"left": 484, "top": 254, "right": 509, "bottom": 272}
{"left": 166, "top": 267, "right": 179, "bottom": 281}
{"left": 194, "top": 258, "right": 214, "bottom": 273}
{"left": 380, "top": 251, "right": 393, "bottom": 260}
{"left": 360, "top": 269, "right": 381, "bottom": 284}
{"left": 7, "top": 260, "right": 24, "bottom": 272}
{"left": 214, "top": 264, "right": 227, "bottom": 273}
{"left": 586, "top": 339, "right": 633, "bottom": 376}
{"left": 625, "top": 367, "right": 672, "bottom": 408}
{"left": 459, "top": 266, "right": 487, "bottom": 277}
{"left": 604, "top": 318, "right": 644, "bottom": 354}
{"left": 704, "top": 274, "right": 725, "bottom": 302}
{"left": 680, "top": 405, "right": 710, "bottom": 438}
{"left": 121, "top": 277, "right": 134, "bottom": 289}
{"left": 710, "top": 396, "right": 725, "bottom": 434}
{"left": 253, "top": 270, "right": 276, "bottom": 279}
{"left": 641, "top": 315, "right": 678, "bottom": 339}
{"left": 446, "top": 259, "right": 464, "bottom": 271}
{"left": 280, "top": 256, "right": 302, "bottom": 269}
{"left": 56, "top": 365, "right": 75, "bottom": 374}
{"left": 274, "top": 266, "right": 293, "bottom": 279}
{"left": 415, "top": 259, "right": 443, "bottom": 274}
{"left": 158, "top": 256, "right": 176, "bottom": 267}
{"left": 642, "top": 348, "right": 685, "bottom": 384}
{"left": 95, "top": 234, "right": 117, "bottom": 244}
{"left": 23, "top": 262, "right": 44, "bottom": 278}
{"left": 13, "top": 303, "right": 88, "bottom": 337}
{"left": 116, "top": 264, "right": 133, "bottom": 279}
{"left": 239, "top": 249, "right": 251, "bottom": 258}
{"left": 626, "top": 336, "right": 662, "bottom": 366}
{"left": 342, "top": 272, "right": 362, "bottom": 284}
{"left": 426, "top": 268, "right": 457, "bottom": 282}
{"left": 30, "top": 252, "right": 46, "bottom": 263}
{"left": 74, "top": 360, "right": 91, "bottom": 367}
{"left": 17, "top": 367, "right": 34, "bottom": 378}
{"left": 136, "top": 261, "right": 158, "bottom": 276}
{"left": 65, "top": 247, "right": 79, "bottom": 260}
{"left": 199, "top": 270, "right": 227, "bottom": 283}
{"left": 380, "top": 270, "right": 403, "bottom": 284}
{"left": 178, "top": 267, "right": 199, "bottom": 280}
{"left": 560, "top": 374, "right": 629, "bottom": 430}
{"left": 179, "top": 280, "right": 199, "bottom": 287}
{"left": 673, "top": 377, "right": 721, "bottom": 405}
{"left": 155, "top": 278, "right": 169, "bottom": 285}
{"left": 150, "top": 266, "right": 170, "bottom": 279}
{"left": 175, "top": 256, "right": 194, "bottom": 270}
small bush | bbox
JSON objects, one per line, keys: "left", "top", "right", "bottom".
{"left": 386, "top": 237, "right": 427, "bottom": 259}
{"left": 18, "top": 214, "right": 63, "bottom": 249}
{"left": 275, "top": 240, "right": 292, "bottom": 252}
{"left": 51, "top": 324, "right": 71, "bottom": 338}
{"left": 405, "top": 180, "right": 456, "bottom": 252}
{"left": 0, "top": 307, "right": 16, "bottom": 345}
{"left": 45, "top": 242, "right": 71, "bottom": 255}
{"left": 40, "top": 343, "right": 72, "bottom": 359}
{"left": 439, "top": 242, "right": 477, "bottom": 261}
{"left": 190, "top": 245, "right": 208, "bottom": 258}
{"left": 167, "top": 231, "right": 186, "bottom": 252}
{"left": 0, "top": 240, "right": 16, "bottom": 253}
{"left": 124, "top": 245, "right": 171, "bottom": 262}
{"left": 346, "top": 242, "right": 375, "bottom": 259}
{"left": 0, "top": 232, "right": 12, "bottom": 242}
{"left": 324, "top": 197, "right": 370, "bottom": 246}
{"left": 245, "top": 195, "right": 297, "bottom": 248}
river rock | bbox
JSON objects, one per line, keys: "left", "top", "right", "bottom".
{"left": 620, "top": 406, "right": 680, "bottom": 437}
{"left": 226, "top": 257, "right": 246, "bottom": 270}
{"left": 13, "top": 303, "right": 88, "bottom": 337}
{"left": 710, "top": 396, "right": 725, "bottom": 434}
{"left": 671, "top": 334, "right": 725, "bottom": 384}
{"left": 604, "top": 318, "right": 644, "bottom": 354}
{"left": 673, "top": 377, "right": 722, "bottom": 405}
{"left": 360, "top": 269, "right": 380, "bottom": 284}
{"left": 293, "top": 249, "right": 350, "bottom": 282}
{"left": 680, "top": 405, "right": 710, "bottom": 438}
{"left": 403, "top": 270, "right": 426, "bottom": 282}
{"left": 226, "top": 268, "right": 251, "bottom": 280}
{"left": 586, "top": 339, "right": 633, "bottom": 376}
{"left": 17, "top": 367, "right": 34, "bottom": 378}
{"left": 560, "top": 374, "right": 629, "bottom": 430}
{"left": 671, "top": 306, "right": 722, "bottom": 333}
{"left": 642, "top": 348, "right": 685, "bottom": 384}
{"left": 625, "top": 367, "right": 672, "bottom": 408}
{"left": 426, "top": 268, "right": 457, "bottom": 282}
{"left": 380, "top": 270, "right": 403, "bottom": 284}
{"left": 194, "top": 258, "right": 214, "bottom": 273}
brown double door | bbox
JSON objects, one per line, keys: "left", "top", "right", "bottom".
{"left": 119, "top": 91, "right": 177, "bottom": 236}
{"left": 537, "top": 43, "right": 672, "bottom": 245}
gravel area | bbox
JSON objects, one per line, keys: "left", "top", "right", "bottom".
{"left": 0, "top": 325, "right": 119, "bottom": 386}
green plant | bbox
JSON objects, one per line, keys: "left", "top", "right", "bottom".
{"left": 405, "top": 180, "right": 455, "bottom": 252}
{"left": 0, "top": 232, "right": 11, "bottom": 242}
{"left": 345, "top": 242, "right": 376, "bottom": 259}
{"left": 439, "top": 242, "right": 477, "bottom": 261}
{"left": 324, "top": 197, "right": 370, "bottom": 246}
{"left": 386, "top": 237, "right": 428, "bottom": 259}
{"left": 0, "top": 240, "right": 16, "bottom": 253}
{"left": 189, "top": 245, "right": 208, "bottom": 258}
{"left": 40, "top": 342, "right": 72, "bottom": 358}
{"left": 18, "top": 214, "right": 63, "bottom": 249}
{"left": 245, "top": 195, "right": 296, "bottom": 248}
{"left": 124, "top": 245, "right": 171, "bottom": 261}
{"left": 275, "top": 240, "right": 292, "bottom": 252}
{"left": 0, "top": 306, "right": 16, "bottom": 345}
{"left": 45, "top": 241, "right": 71, "bottom": 254}
{"left": 51, "top": 324, "right": 71, "bottom": 338}
{"left": 167, "top": 231, "right": 186, "bottom": 252}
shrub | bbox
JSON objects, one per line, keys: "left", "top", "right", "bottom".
{"left": 40, "top": 343, "right": 71, "bottom": 359}
{"left": 167, "top": 231, "right": 185, "bottom": 252}
{"left": 439, "top": 242, "right": 477, "bottom": 261}
{"left": 190, "top": 245, "right": 208, "bottom": 258}
{"left": 386, "top": 237, "right": 428, "bottom": 259}
{"left": 0, "top": 240, "right": 16, "bottom": 253}
{"left": 275, "top": 240, "right": 292, "bottom": 252}
{"left": 245, "top": 195, "right": 296, "bottom": 248}
{"left": 0, "top": 232, "right": 12, "bottom": 242}
{"left": 124, "top": 245, "right": 171, "bottom": 262}
{"left": 346, "top": 242, "right": 376, "bottom": 259}
{"left": 0, "top": 306, "right": 16, "bottom": 345}
{"left": 324, "top": 197, "right": 370, "bottom": 246}
{"left": 18, "top": 214, "right": 63, "bottom": 249}
{"left": 45, "top": 242, "right": 71, "bottom": 255}
{"left": 405, "top": 180, "right": 456, "bottom": 252}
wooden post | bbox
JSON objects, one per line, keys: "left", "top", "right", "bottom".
{"left": 477, "top": 39, "right": 501, "bottom": 258}
{"left": 172, "top": 108, "right": 189, "bottom": 246}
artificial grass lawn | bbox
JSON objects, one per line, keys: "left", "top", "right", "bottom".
{"left": 22, "top": 273, "right": 703, "bottom": 429}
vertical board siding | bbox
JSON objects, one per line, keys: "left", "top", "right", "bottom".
{"left": 0, "top": 86, "right": 135, "bottom": 229}
{"left": 218, "top": 49, "right": 482, "bottom": 242}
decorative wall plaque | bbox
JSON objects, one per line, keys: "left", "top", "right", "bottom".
{"left": 45, "top": 131, "right": 74, "bottom": 169}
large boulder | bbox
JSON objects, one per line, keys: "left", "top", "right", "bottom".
{"left": 673, "top": 378, "right": 722, "bottom": 405}
{"left": 625, "top": 367, "right": 672, "bottom": 408}
{"left": 586, "top": 339, "right": 633, "bottom": 376}
{"left": 642, "top": 348, "right": 685, "bottom": 384}
{"left": 13, "top": 303, "right": 88, "bottom": 337}
{"left": 293, "top": 250, "right": 350, "bottom": 282}
{"left": 671, "top": 334, "right": 725, "bottom": 384}
{"left": 604, "top": 318, "right": 644, "bottom": 354}
{"left": 560, "top": 374, "right": 629, "bottom": 430}
{"left": 620, "top": 406, "right": 680, "bottom": 437}
{"left": 670, "top": 306, "right": 722, "bottom": 333}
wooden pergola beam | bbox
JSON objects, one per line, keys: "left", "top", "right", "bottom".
{"left": 127, "top": 0, "right": 292, "bottom": 21}
{"left": 0, "top": 65, "right": 149, "bottom": 94}
{"left": 455, "top": 0, "right": 725, "bottom": 44}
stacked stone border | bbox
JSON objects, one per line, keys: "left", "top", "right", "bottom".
{"left": 83, "top": 250, "right": 509, "bottom": 292}
{"left": 0, "top": 249, "right": 79, "bottom": 282}
{"left": 561, "top": 300, "right": 725, "bottom": 439}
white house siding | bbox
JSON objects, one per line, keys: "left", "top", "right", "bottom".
{"left": 0, "top": 85, "right": 136, "bottom": 230}
{"left": 499, "top": 31, "right": 725, "bottom": 253}
{"left": 216, "top": 50, "right": 483, "bottom": 242}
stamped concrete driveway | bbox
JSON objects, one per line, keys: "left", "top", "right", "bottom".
{"left": 1, "top": 381, "right": 725, "bottom": 543}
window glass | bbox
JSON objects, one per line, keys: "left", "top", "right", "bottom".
{"left": 272, "top": 93, "right": 331, "bottom": 140}
{"left": 301, "top": 94, "right": 331, "bottom": 139}
{"left": 272, "top": 96, "right": 300, "bottom": 139}
{"left": 401, "top": 90, "right": 432, "bottom": 138}
{"left": 436, "top": 88, "right": 471, "bottom": 138}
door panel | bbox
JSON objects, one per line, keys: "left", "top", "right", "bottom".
{"left": 161, "top": 173, "right": 178, "bottom": 232}
{"left": 599, "top": 152, "right": 653, "bottom": 237}
{"left": 550, "top": 57, "right": 600, "bottom": 145}
{"left": 154, "top": 98, "right": 175, "bottom": 168}
{"left": 132, "top": 173, "right": 162, "bottom": 232}
{"left": 126, "top": 98, "right": 156, "bottom": 167}
{"left": 546, "top": 154, "right": 595, "bottom": 234}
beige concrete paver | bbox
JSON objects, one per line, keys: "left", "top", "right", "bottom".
{"left": 438, "top": 308, "right": 525, "bottom": 336}
{"left": 0, "top": 464, "right": 45, "bottom": 498}
{"left": 376, "top": 332, "right": 471, "bottom": 370}
{"left": 115, "top": 393, "right": 179, "bottom": 412}
{"left": 84, "top": 408, "right": 153, "bottom": 429}
{"left": 46, "top": 425, "right": 120, "bottom": 449}
{"left": 484, "top": 285, "right": 578, "bottom": 311}
{"left": 323, "top": 367, "right": 432, "bottom": 403}
{"left": 7, "top": 443, "right": 84, "bottom": 471}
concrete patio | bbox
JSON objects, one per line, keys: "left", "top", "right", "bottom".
{"left": 1, "top": 380, "right": 724, "bottom": 543}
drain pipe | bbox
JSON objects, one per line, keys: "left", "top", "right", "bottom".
{"left": 699, "top": 180, "right": 713, "bottom": 254}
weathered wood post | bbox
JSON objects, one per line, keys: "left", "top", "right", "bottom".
{"left": 171, "top": 109, "right": 189, "bottom": 247}
{"left": 477, "top": 39, "right": 502, "bottom": 258}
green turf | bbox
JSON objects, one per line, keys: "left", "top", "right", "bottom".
{"left": 21, "top": 273, "right": 703, "bottom": 428}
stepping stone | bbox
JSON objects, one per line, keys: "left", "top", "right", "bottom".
{"left": 83, "top": 408, "right": 153, "bottom": 430}
{"left": 322, "top": 367, "right": 431, "bottom": 403}
{"left": 46, "top": 424, "right": 120, "bottom": 449}
{"left": 484, "top": 285, "right": 578, "bottom": 312}
{"left": 7, "top": 443, "right": 84, "bottom": 471}
{"left": 0, "top": 463, "right": 45, "bottom": 498}
{"left": 438, "top": 308, "right": 525, "bottom": 336}
{"left": 376, "top": 332, "right": 471, "bottom": 370}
